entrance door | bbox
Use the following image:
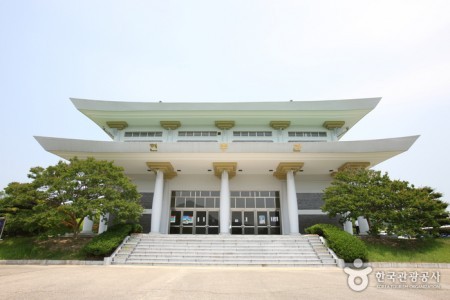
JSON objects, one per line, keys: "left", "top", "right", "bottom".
{"left": 196, "top": 211, "right": 207, "bottom": 234}
{"left": 257, "top": 211, "right": 268, "bottom": 234}
{"left": 182, "top": 211, "right": 194, "bottom": 234}
{"left": 243, "top": 211, "right": 255, "bottom": 234}
{"left": 169, "top": 210, "right": 219, "bottom": 234}
{"left": 231, "top": 211, "right": 243, "bottom": 234}
{"left": 208, "top": 211, "right": 219, "bottom": 234}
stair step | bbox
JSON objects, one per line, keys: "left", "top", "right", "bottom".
{"left": 109, "top": 234, "right": 338, "bottom": 267}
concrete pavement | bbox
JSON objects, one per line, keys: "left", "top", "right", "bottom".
{"left": 0, "top": 265, "right": 448, "bottom": 299}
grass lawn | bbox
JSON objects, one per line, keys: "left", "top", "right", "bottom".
{"left": 0, "top": 236, "right": 93, "bottom": 260}
{"left": 364, "top": 237, "right": 450, "bottom": 263}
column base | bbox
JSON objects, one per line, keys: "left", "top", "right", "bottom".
{"left": 149, "top": 232, "right": 162, "bottom": 235}
{"left": 219, "top": 232, "right": 231, "bottom": 235}
{"left": 289, "top": 232, "right": 301, "bottom": 236}
{"left": 79, "top": 232, "right": 95, "bottom": 236}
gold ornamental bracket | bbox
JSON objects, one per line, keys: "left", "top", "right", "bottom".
{"left": 106, "top": 121, "right": 128, "bottom": 130}
{"left": 146, "top": 162, "right": 177, "bottom": 179}
{"left": 270, "top": 121, "right": 291, "bottom": 130}
{"left": 213, "top": 162, "right": 237, "bottom": 179}
{"left": 338, "top": 162, "right": 370, "bottom": 172}
{"left": 215, "top": 121, "right": 235, "bottom": 130}
{"left": 160, "top": 121, "right": 181, "bottom": 130}
{"left": 273, "top": 162, "right": 304, "bottom": 180}
{"left": 323, "top": 121, "right": 345, "bottom": 130}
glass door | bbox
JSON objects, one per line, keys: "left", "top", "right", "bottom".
{"left": 243, "top": 211, "right": 255, "bottom": 234}
{"left": 257, "top": 211, "right": 268, "bottom": 234}
{"left": 208, "top": 211, "right": 219, "bottom": 234}
{"left": 181, "top": 211, "right": 194, "bottom": 234}
{"left": 169, "top": 210, "right": 181, "bottom": 234}
{"left": 269, "top": 211, "right": 281, "bottom": 234}
{"left": 196, "top": 211, "right": 207, "bottom": 234}
{"left": 231, "top": 211, "right": 243, "bottom": 234}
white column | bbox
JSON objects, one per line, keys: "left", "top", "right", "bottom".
{"left": 357, "top": 216, "right": 370, "bottom": 235}
{"left": 150, "top": 170, "right": 164, "bottom": 234}
{"left": 219, "top": 170, "right": 231, "bottom": 234}
{"left": 81, "top": 217, "right": 94, "bottom": 234}
{"left": 344, "top": 220, "right": 353, "bottom": 235}
{"left": 343, "top": 212, "right": 353, "bottom": 235}
{"left": 98, "top": 213, "right": 110, "bottom": 234}
{"left": 286, "top": 170, "right": 300, "bottom": 235}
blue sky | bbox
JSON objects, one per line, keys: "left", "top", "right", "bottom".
{"left": 1, "top": 1, "right": 449, "bottom": 206}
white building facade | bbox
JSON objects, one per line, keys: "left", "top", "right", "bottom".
{"left": 35, "top": 97, "right": 418, "bottom": 235}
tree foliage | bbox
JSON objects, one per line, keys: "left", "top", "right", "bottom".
{"left": 322, "top": 169, "right": 448, "bottom": 236}
{"left": 1, "top": 157, "right": 143, "bottom": 238}
{"left": 0, "top": 182, "right": 50, "bottom": 236}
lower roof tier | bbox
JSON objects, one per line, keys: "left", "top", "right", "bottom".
{"left": 34, "top": 135, "right": 419, "bottom": 176}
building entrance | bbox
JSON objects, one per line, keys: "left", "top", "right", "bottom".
{"left": 230, "top": 191, "right": 281, "bottom": 235}
{"left": 231, "top": 210, "right": 280, "bottom": 235}
{"left": 169, "top": 190, "right": 281, "bottom": 235}
{"left": 169, "top": 191, "right": 221, "bottom": 235}
{"left": 169, "top": 210, "right": 220, "bottom": 234}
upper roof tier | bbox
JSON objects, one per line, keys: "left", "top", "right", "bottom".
{"left": 71, "top": 97, "right": 381, "bottom": 130}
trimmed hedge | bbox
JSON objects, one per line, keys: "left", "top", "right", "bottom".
{"left": 82, "top": 224, "right": 134, "bottom": 257}
{"left": 306, "top": 223, "right": 368, "bottom": 262}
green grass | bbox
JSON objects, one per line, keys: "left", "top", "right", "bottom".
{"left": 364, "top": 237, "right": 450, "bottom": 263}
{"left": 0, "top": 236, "right": 91, "bottom": 260}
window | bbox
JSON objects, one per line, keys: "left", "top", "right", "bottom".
{"left": 233, "top": 131, "right": 272, "bottom": 137}
{"left": 178, "top": 131, "right": 218, "bottom": 137}
{"left": 124, "top": 131, "right": 163, "bottom": 137}
{"left": 288, "top": 131, "right": 327, "bottom": 137}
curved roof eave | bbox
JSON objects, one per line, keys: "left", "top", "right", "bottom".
{"left": 69, "top": 97, "right": 382, "bottom": 134}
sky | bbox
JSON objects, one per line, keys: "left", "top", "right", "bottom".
{"left": 0, "top": 0, "right": 449, "bottom": 207}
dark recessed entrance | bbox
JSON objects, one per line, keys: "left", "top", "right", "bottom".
{"left": 169, "top": 191, "right": 281, "bottom": 235}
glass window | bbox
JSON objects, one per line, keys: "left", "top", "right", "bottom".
{"left": 175, "top": 198, "right": 185, "bottom": 208}
{"left": 196, "top": 198, "right": 205, "bottom": 208}
{"left": 236, "top": 198, "right": 245, "bottom": 208}
{"left": 255, "top": 198, "right": 265, "bottom": 208}
{"left": 186, "top": 198, "right": 195, "bottom": 208}
{"left": 215, "top": 198, "right": 220, "bottom": 208}
{"left": 275, "top": 198, "right": 281, "bottom": 208}
{"left": 205, "top": 198, "right": 214, "bottom": 208}
{"left": 246, "top": 198, "right": 255, "bottom": 208}
{"left": 266, "top": 198, "right": 275, "bottom": 208}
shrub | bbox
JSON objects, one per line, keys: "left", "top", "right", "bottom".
{"left": 131, "top": 223, "right": 143, "bottom": 233}
{"left": 82, "top": 224, "right": 134, "bottom": 257}
{"left": 306, "top": 223, "right": 368, "bottom": 262}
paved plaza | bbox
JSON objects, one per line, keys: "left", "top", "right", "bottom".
{"left": 0, "top": 265, "right": 448, "bottom": 299}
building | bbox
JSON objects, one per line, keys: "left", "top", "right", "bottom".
{"left": 35, "top": 97, "right": 418, "bottom": 235}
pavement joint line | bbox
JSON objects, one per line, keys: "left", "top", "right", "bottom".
{"left": 1, "top": 260, "right": 450, "bottom": 268}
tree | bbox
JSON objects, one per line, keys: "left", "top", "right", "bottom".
{"left": 322, "top": 169, "right": 448, "bottom": 236}
{"left": 1, "top": 157, "right": 143, "bottom": 238}
{"left": 0, "top": 182, "right": 50, "bottom": 236}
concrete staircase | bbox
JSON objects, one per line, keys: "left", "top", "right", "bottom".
{"left": 110, "top": 234, "right": 338, "bottom": 267}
